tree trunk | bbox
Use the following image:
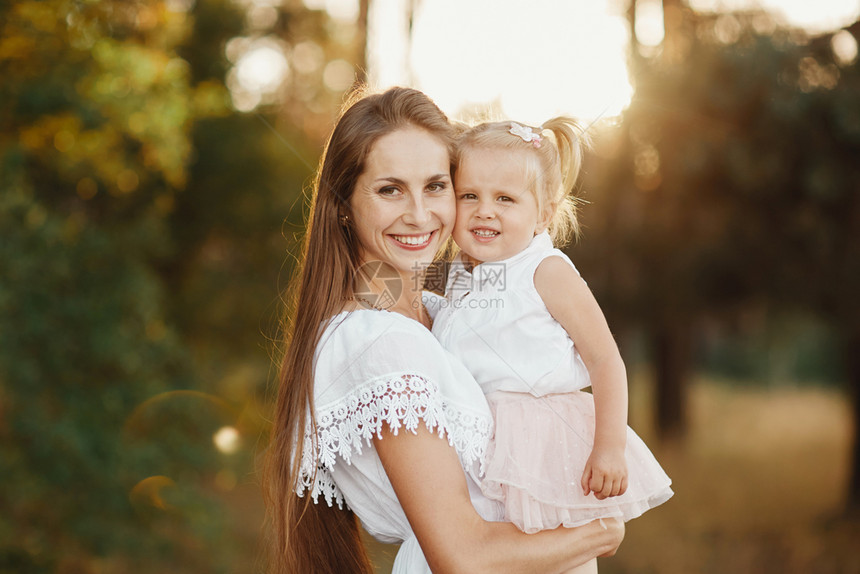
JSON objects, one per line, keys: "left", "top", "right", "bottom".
{"left": 355, "top": 0, "right": 369, "bottom": 84}
{"left": 627, "top": 0, "right": 639, "bottom": 54}
{"left": 662, "top": 0, "right": 684, "bottom": 63}
{"left": 653, "top": 318, "right": 691, "bottom": 441}
{"left": 845, "top": 325, "right": 860, "bottom": 514}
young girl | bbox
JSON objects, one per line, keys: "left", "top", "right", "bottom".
{"left": 432, "top": 119, "right": 673, "bottom": 570}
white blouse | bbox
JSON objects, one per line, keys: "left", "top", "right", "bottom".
{"left": 298, "top": 303, "right": 500, "bottom": 573}
{"left": 431, "top": 232, "right": 592, "bottom": 397}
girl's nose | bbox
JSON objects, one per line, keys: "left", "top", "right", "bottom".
{"left": 475, "top": 199, "right": 495, "bottom": 219}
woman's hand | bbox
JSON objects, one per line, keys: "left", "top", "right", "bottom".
{"left": 596, "top": 518, "right": 625, "bottom": 557}
{"left": 581, "top": 446, "right": 628, "bottom": 500}
{"left": 375, "top": 423, "right": 624, "bottom": 574}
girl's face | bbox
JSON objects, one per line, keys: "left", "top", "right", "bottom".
{"left": 350, "top": 127, "right": 455, "bottom": 277}
{"left": 453, "top": 146, "right": 549, "bottom": 266}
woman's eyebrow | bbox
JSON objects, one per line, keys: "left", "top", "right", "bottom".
{"left": 372, "top": 176, "right": 407, "bottom": 185}
{"left": 372, "top": 174, "right": 450, "bottom": 185}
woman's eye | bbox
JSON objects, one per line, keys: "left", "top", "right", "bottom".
{"left": 378, "top": 186, "right": 399, "bottom": 196}
{"left": 427, "top": 181, "right": 448, "bottom": 192}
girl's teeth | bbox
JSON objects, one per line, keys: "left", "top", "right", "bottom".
{"left": 393, "top": 233, "right": 431, "bottom": 245}
{"left": 473, "top": 229, "right": 498, "bottom": 238}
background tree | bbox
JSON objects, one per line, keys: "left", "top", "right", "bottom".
{"left": 1, "top": 0, "right": 377, "bottom": 570}
{"left": 577, "top": 5, "right": 860, "bottom": 509}
{"left": 0, "top": 1, "right": 229, "bottom": 572}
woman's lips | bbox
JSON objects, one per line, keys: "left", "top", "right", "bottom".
{"left": 389, "top": 230, "right": 436, "bottom": 250}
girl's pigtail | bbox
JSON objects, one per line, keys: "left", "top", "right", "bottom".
{"left": 541, "top": 117, "right": 591, "bottom": 246}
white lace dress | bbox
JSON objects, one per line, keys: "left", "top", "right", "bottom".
{"left": 297, "top": 304, "right": 501, "bottom": 573}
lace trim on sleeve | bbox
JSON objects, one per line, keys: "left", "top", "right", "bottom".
{"left": 296, "top": 372, "right": 491, "bottom": 508}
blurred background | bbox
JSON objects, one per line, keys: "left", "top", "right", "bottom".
{"left": 1, "top": 0, "right": 859, "bottom": 572}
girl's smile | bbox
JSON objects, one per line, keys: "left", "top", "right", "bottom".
{"left": 453, "top": 147, "right": 549, "bottom": 265}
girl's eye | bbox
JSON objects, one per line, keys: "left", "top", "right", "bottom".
{"left": 498, "top": 195, "right": 514, "bottom": 203}
{"left": 458, "top": 193, "right": 476, "bottom": 200}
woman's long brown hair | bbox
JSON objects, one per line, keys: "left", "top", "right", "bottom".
{"left": 263, "top": 87, "right": 456, "bottom": 574}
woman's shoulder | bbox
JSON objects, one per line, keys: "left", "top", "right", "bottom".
{"left": 323, "top": 308, "right": 437, "bottom": 347}
{"left": 312, "top": 308, "right": 491, "bottom": 457}
{"left": 315, "top": 309, "right": 447, "bottom": 396}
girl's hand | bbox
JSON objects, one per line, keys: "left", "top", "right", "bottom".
{"left": 581, "top": 446, "right": 628, "bottom": 500}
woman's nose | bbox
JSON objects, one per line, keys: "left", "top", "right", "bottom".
{"left": 403, "top": 193, "right": 432, "bottom": 226}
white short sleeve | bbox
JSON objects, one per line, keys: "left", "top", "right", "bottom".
{"left": 297, "top": 310, "right": 493, "bottom": 507}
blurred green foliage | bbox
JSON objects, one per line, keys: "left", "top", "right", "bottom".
{"left": 0, "top": 0, "right": 366, "bottom": 570}
{"left": 0, "top": 188, "right": 226, "bottom": 572}
{"left": 0, "top": 0, "right": 306, "bottom": 571}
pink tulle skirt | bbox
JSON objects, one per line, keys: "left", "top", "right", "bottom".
{"left": 482, "top": 390, "right": 673, "bottom": 534}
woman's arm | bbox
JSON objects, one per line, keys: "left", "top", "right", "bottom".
{"left": 534, "top": 256, "right": 629, "bottom": 500}
{"left": 375, "top": 424, "right": 623, "bottom": 574}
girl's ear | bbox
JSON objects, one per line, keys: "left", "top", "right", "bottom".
{"left": 535, "top": 202, "right": 555, "bottom": 235}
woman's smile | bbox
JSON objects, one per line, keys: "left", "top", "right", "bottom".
{"left": 389, "top": 230, "right": 436, "bottom": 249}
{"left": 350, "top": 127, "right": 455, "bottom": 275}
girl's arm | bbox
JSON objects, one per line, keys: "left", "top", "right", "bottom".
{"left": 534, "top": 256, "right": 629, "bottom": 500}
{"left": 375, "top": 424, "right": 624, "bottom": 574}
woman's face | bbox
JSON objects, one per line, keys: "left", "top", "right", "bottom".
{"left": 350, "top": 127, "right": 455, "bottom": 277}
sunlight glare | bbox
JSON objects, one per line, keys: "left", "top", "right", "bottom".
{"left": 407, "top": 0, "right": 633, "bottom": 123}
{"left": 688, "top": 0, "right": 859, "bottom": 33}
{"left": 369, "top": 0, "right": 858, "bottom": 123}
{"left": 635, "top": 0, "right": 666, "bottom": 47}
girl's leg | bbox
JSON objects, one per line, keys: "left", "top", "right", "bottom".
{"left": 563, "top": 557, "right": 598, "bottom": 574}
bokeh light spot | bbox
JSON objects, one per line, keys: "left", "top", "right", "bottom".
{"left": 215, "top": 469, "right": 238, "bottom": 491}
{"left": 53, "top": 130, "right": 75, "bottom": 153}
{"left": 831, "top": 30, "right": 858, "bottom": 66}
{"left": 292, "top": 41, "right": 324, "bottom": 74}
{"left": 129, "top": 475, "right": 176, "bottom": 510}
{"left": 227, "top": 37, "right": 290, "bottom": 111}
{"left": 635, "top": 0, "right": 665, "bottom": 47}
{"left": 236, "top": 43, "right": 289, "bottom": 93}
{"left": 116, "top": 169, "right": 140, "bottom": 193}
{"left": 323, "top": 59, "right": 355, "bottom": 92}
{"left": 303, "top": 0, "right": 358, "bottom": 21}
{"left": 213, "top": 425, "right": 241, "bottom": 454}
{"left": 248, "top": 5, "right": 279, "bottom": 29}
{"left": 128, "top": 112, "right": 147, "bottom": 135}
{"left": 76, "top": 177, "right": 98, "bottom": 200}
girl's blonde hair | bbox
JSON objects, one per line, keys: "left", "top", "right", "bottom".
{"left": 457, "top": 117, "right": 590, "bottom": 246}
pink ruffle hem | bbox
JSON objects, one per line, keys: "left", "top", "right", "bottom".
{"left": 482, "top": 390, "right": 674, "bottom": 534}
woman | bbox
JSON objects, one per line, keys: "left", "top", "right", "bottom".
{"left": 263, "top": 86, "right": 624, "bottom": 573}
